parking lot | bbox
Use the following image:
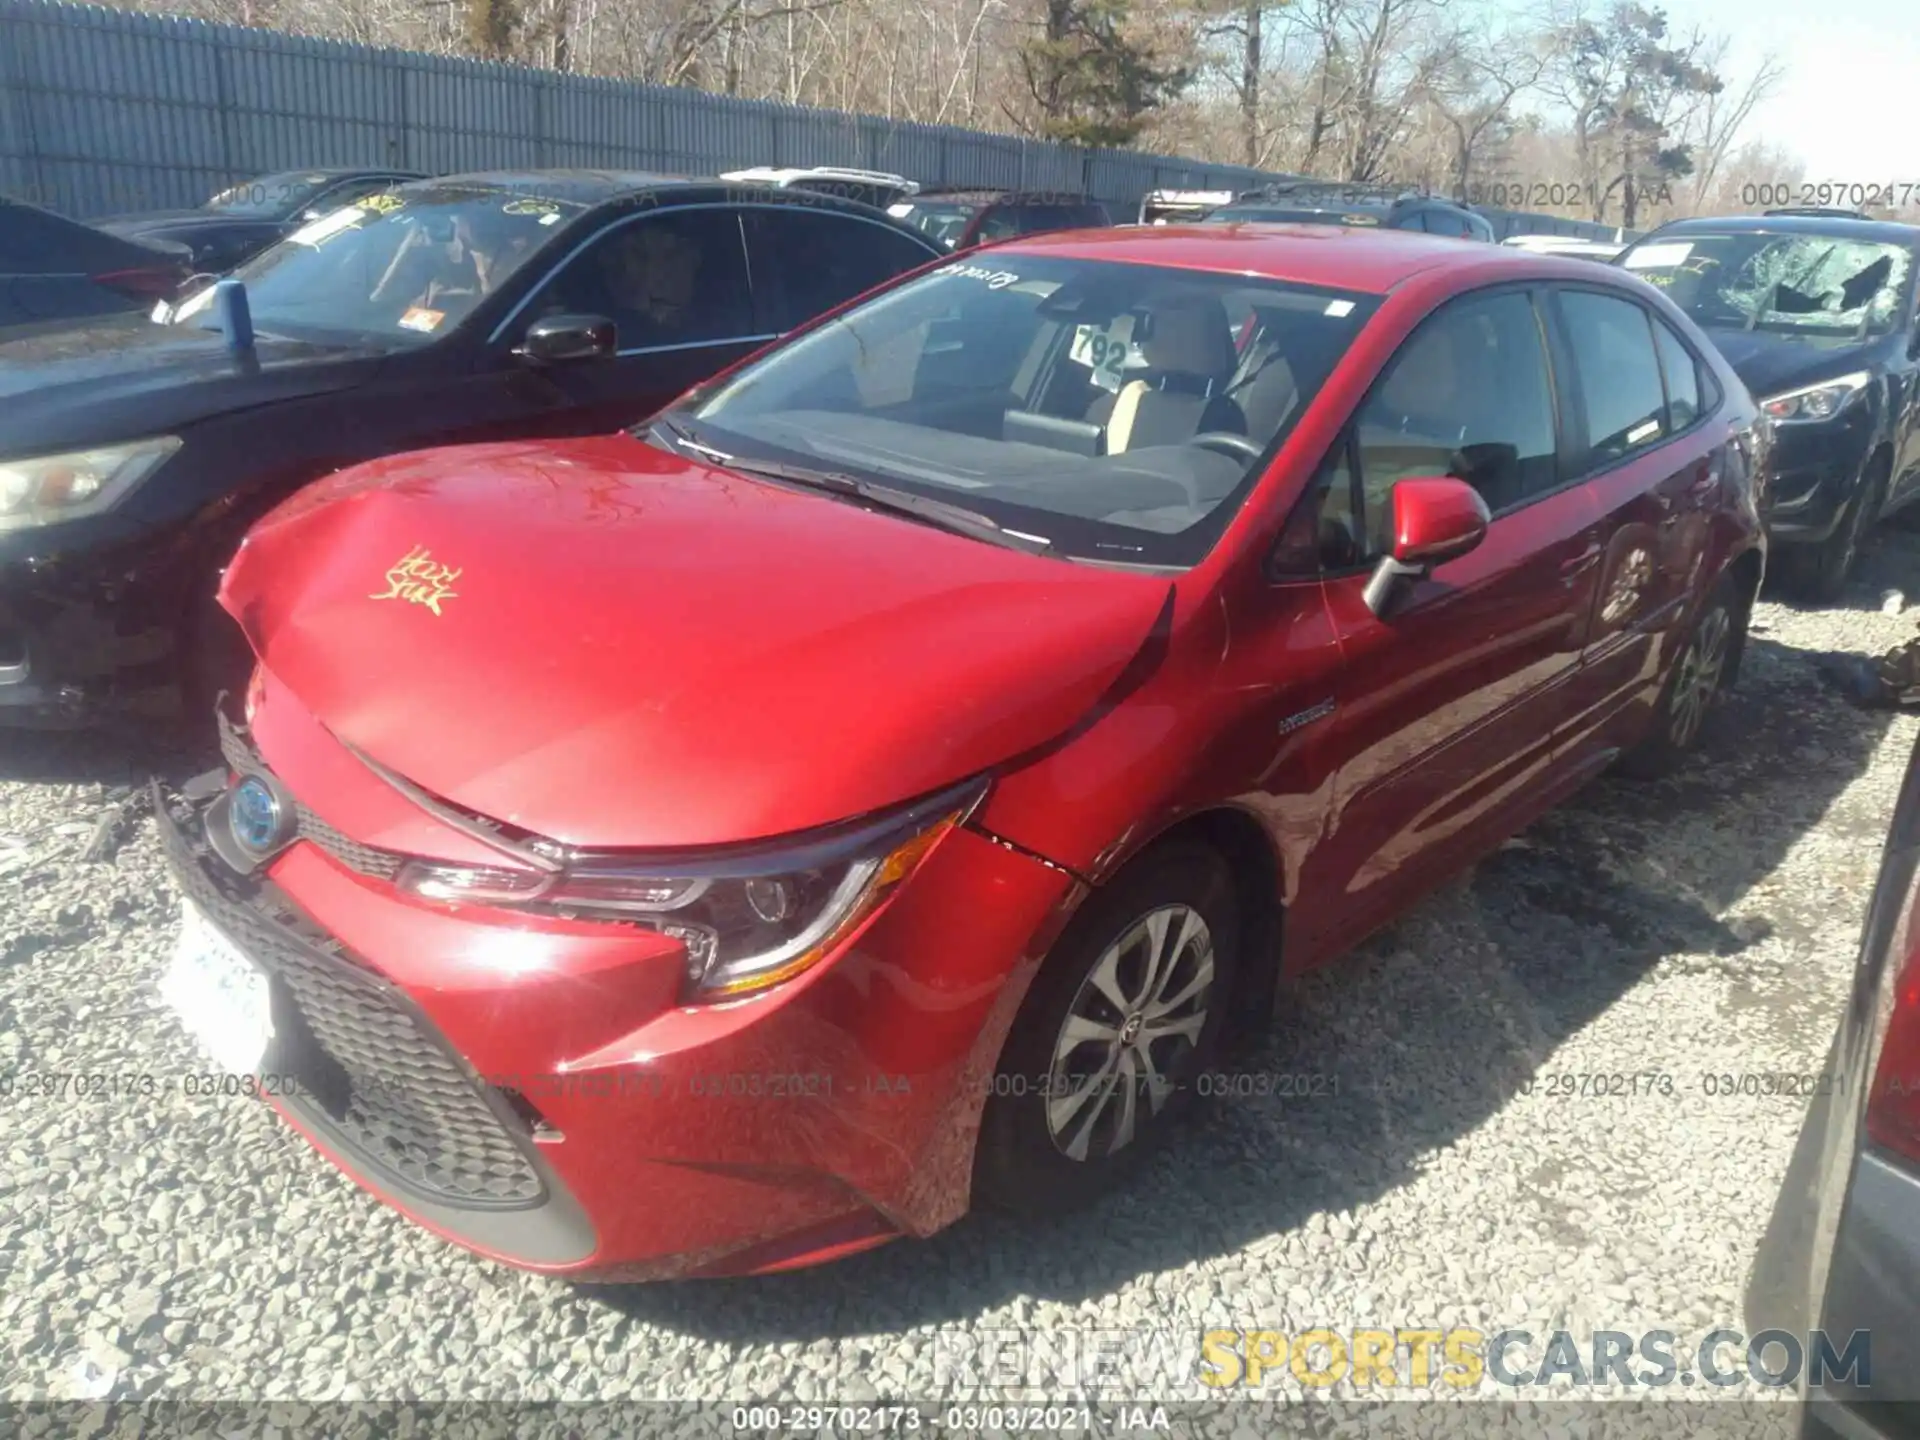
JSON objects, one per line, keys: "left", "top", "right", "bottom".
{"left": 0, "top": 527, "right": 1913, "bottom": 1414}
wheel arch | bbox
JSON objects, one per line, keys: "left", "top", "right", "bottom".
{"left": 1092, "top": 805, "right": 1286, "bottom": 1047}
{"left": 1722, "top": 543, "right": 1764, "bottom": 690}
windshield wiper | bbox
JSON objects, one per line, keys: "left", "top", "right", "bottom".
{"left": 646, "top": 414, "right": 733, "bottom": 466}
{"left": 723, "top": 456, "right": 1054, "bottom": 556}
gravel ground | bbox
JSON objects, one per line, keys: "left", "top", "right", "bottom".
{"left": 5, "top": 529, "right": 1920, "bottom": 1433}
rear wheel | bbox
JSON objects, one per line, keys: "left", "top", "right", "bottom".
{"left": 973, "top": 841, "right": 1239, "bottom": 1215}
{"left": 1617, "top": 574, "right": 1740, "bottom": 780}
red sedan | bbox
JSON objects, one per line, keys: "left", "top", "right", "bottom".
{"left": 156, "top": 225, "right": 1767, "bottom": 1280}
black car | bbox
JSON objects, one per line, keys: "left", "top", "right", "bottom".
{"left": 1615, "top": 212, "right": 1920, "bottom": 599}
{"left": 1202, "top": 182, "right": 1497, "bottom": 242}
{"left": 1, "top": 197, "right": 193, "bottom": 329}
{"left": 885, "top": 190, "right": 1113, "bottom": 250}
{"left": 1747, "top": 726, "right": 1920, "bottom": 1436}
{"left": 98, "top": 168, "right": 425, "bottom": 275}
{"left": 0, "top": 171, "right": 943, "bottom": 728}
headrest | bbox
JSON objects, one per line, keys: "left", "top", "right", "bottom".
{"left": 1138, "top": 293, "right": 1236, "bottom": 378}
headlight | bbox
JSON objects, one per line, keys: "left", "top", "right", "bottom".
{"left": 0, "top": 437, "right": 182, "bottom": 532}
{"left": 396, "top": 778, "right": 988, "bottom": 999}
{"left": 1758, "top": 372, "right": 1870, "bottom": 424}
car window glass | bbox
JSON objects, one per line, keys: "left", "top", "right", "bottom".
{"left": 306, "top": 178, "right": 394, "bottom": 217}
{"left": 976, "top": 208, "right": 1022, "bottom": 242}
{"left": 1651, "top": 317, "right": 1702, "bottom": 431}
{"left": 1337, "top": 290, "right": 1557, "bottom": 557}
{"left": 170, "top": 188, "right": 576, "bottom": 342}
{"left": 683, "top": 256, "right": 1377, "bottom": 567}
{"left": 534, "top": 209, "right": 751, "bottom": 350}
{"left": 1560, "top": 290, "right": 1670, "bottom": 465}
{"left": 745, "top": 208, "right": 932, "bottom": 333}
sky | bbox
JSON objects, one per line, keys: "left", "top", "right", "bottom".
{"left": 1620, "top": 0, "right": 1916, "bottom": 181}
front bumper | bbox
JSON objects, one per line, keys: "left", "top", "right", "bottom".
{"left": 1765, "top": 413, "right": 1875, "bottom": 544}
{"left": 154, "top": 764, "right": 1077, "bottom": 1280}
{"left": 0, "top": 548, "right": 192, "bottom": 729}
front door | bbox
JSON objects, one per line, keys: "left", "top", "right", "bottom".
{"left": 1274, "top": 286, "right": 1605, "bottom": 963}
{"left": 481, "top": 206, "right": 775, "bottom": 439}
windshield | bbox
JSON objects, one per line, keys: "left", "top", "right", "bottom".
{"left": 205, "top": 172, "right": 342, "bottom": 219}
{"left": 888, "top": 201, "right": 982, "bottom": 249}
{"left": 168, "top": 188, "right": 581, "bottom": 343}
{"left": 1621, "top": 231, "right": 1915, "bottom": 338}
{"left": 672, "top": 255, "right": 1378, "bottom": 566}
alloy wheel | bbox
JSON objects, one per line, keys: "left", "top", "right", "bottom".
{"left": 1668, "top": 605, "right": 1731, "bottom": 750}
{"left": 1045, "top": 904, "right": 1215, "bottom": 1161}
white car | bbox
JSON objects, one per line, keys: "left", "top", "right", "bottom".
{"left": 1501, "top": 234, "right": 1626, "bottom": 262}
{"left": 719, "top": 167, "right": 919, "bottom": 208}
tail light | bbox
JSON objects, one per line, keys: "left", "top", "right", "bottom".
{"left": 94, "top": 265, "right": 184, "bottom": 300}
{"left": 1864, "top": 800, "right": 1920, "bottom": 1164}
{"left": 1866, "top": 911, "right": 1920, "bottom": 1161}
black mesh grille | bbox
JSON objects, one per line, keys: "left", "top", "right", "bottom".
{"left": 158, "top": 790, "right": 547, "bottom": 1210}
{"left": 218, "top": 713, "right": 403, "bottom": 881}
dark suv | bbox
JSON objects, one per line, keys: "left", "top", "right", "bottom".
{"left": 1203, "top": 183, "right": 1496, "bottom": 242}
{"left": 885, "top": 191, "right": 1112, "bottom": 251}
{"left": 1615, "top": 211, "right": 1920, "bottom": 599}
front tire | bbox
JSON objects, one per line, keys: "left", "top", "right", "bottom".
{"left": 973, "top": 841, "right": 1239, "bottom": 1215}
{"left": 1786, "top": 457, "right": 1885, "bottom": 603}
{"left": 1617, "top": 573, "right": 1740, "bottom": 780}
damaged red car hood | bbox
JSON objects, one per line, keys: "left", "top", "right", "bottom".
{"left": 223, "top": 434, "right": 1173, "bottom": 849}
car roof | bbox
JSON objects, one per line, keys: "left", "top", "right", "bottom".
{"left": 245, "top": 166, "right": 424, "bottom": 184}
{"left": 417, "top": 169, "right": 696, "bottom": 203}
{"left": 992, "top": 223, "right": 1595, "bottom": 295}
{"left": 913, "top": 189, "right": 1097, "bottom": 205}
{"left": 1639, "top": 213, "right": 1920, "bottom": 247}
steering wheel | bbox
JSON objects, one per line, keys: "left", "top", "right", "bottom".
{"left": 1188, "top": 432, "right": 1263, "bottom": 461}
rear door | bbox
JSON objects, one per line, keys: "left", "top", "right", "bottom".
{"left": 740, "top": 206, "right": 938, "bottom": 336}
{"left": 1283, "top": 285, "right": 1608, "bottom": 961}
{"left": 1547, "top": 285, "right": 1723, "bottom": 762}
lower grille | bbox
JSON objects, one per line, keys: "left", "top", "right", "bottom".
{"left": 157, "top": 786, "right": 547, "bottom": 1210}
{"left": 217, "top": 711, "right": 403, "bottom": 880}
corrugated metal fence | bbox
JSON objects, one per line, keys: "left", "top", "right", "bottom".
{"left": 0, "top": 0, "right": 1629, "bottom": 242}
{"left": 0, "top": 0, "right": 1284, "bottom": 219}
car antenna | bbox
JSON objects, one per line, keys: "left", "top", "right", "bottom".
{"left": 212, "top": 278, "right": 256, "bottom": 360}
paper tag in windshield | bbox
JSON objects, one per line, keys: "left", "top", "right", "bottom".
{"left": 1625, "top": 241, "right": 1692, "bottom": 269}
{"left": 289, "top": 207, "right": 364, "bottom": 248}
{"left": 887, "top": 202, "right": 915, "bottom": 218}
{"left": 398, "top": 307, "right": 445, "bottom": 334}
{"left": 1070, "top": 316, "right": 1135, "bottom": 392}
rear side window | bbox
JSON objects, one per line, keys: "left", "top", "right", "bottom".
{"left": 745, "top": 209, "right": 933, "bottom": 332}
{"left": 1558, "top": 290, "right": 1671, "bottom": 465}
{"left": 1396, "top": 211, "right": 1431, "bottom": 233}
{"left": 1650, "top": 317, "right": 1702, "bottom": 431}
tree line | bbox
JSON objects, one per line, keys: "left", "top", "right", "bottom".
{"left": 107, "top": 0, "right": 1890, "bottom": 230}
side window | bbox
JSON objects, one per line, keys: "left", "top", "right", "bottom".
{"left": 534, "top": 209, "right": 752, "bottom": 350}
{"left": 1559, "top": 290, "right": 1671, "bottom": 466}
{"left": 1397, "top": 210, "right": 1431, "bottom": 233}
{"left": 1280, "top": 290, "right": 1558, "bottom": 571}
{"left": 975, "top": 207, "right": 1023, "bottom": 243}
{"left": 744, "top": 208, "right": 932, "bottom": 333}
{"left": 1651, "top": 317, "right": 1702, "bottom": 431}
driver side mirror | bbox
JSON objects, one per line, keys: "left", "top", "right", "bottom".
{"left": 1361, "top": 476, "right": 1490, "bottom": 618}
{"left": 514, "top": 313, "right": 617, "bottom": 365}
